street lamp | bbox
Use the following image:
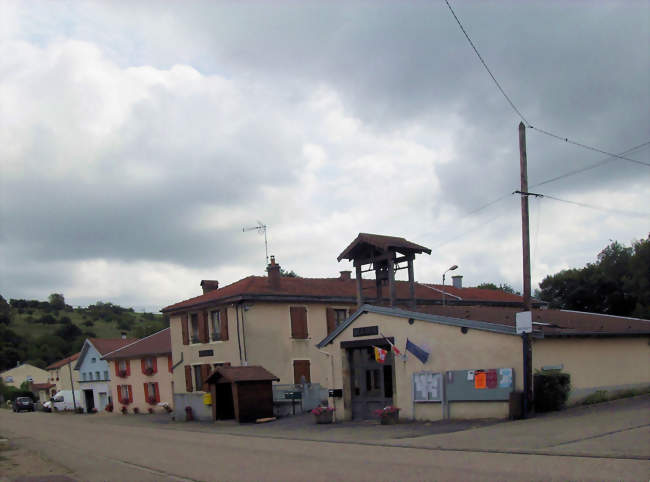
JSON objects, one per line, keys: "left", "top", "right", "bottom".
{"left": 442, "top": 265, "right": 458, "bottom": 307}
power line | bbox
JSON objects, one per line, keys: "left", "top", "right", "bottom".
{"left": 543, "top": 194, "right": 650, "bottom": 218}
{"left": 530, "top": 141, "right": 650, "bottom": 188}
{"left": 443, "top": 0, "right": 529, "bottom": 126}
{"left": 442, "top": 0, "right": 650, "bottom": 168}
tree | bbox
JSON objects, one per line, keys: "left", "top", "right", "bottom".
{"left": 48, "top": 293, "right": 66, "bottom": 310}
{"left": 538, "top": 237, "right": 650, "bottom": 319}
{"left": 280, "top": 268, "right": 299, "bottom": 278}
{"left": 0, "top": 295, "right": 11, "bottom": 325}
{"left": 476, "top": 282, "right": 519, "bottom": 295}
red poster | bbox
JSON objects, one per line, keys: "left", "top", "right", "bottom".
{"left": 486, "top": 369, "right": 498, "bottom": 389}
{"left": 474, "top": 371, "right": 487, "bottom": 389}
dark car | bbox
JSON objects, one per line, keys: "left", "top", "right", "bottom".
{"left": 13, "top": 396, "right": 34, "bottom": 412}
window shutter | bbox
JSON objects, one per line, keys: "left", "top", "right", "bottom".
{"left": 185, "top": 365, "right": 193, "bottom": 392}
{"left": 117, "top": 387, "right": 123, "bottom": 404}
{"left": 126, "top": 360, "right": 131, "bottom": 376}
{"left": 199, "top": 310, "right": 208, "bottom": 343}
{"left": 152, "top": 357, "right": 157, "bottom": 374}
{"left": 181, "top": 313, "right": 189, "bottom": 345}
{"left": 141, "top": 359, "right": 146, "bottom": 374}
{"left": 220, "top": 308, "right": 229, "bottom": 341}
{"left": 201, "top": 364, "right": 211, "bottom": 392}
{"left": 293, "top": 360, "right": 311, "bottom": 384}
{"left": 154, "top": 382, "right": 160, "bottom": 403}
{"left": 326, "top": 307, "right": 336, "bottom": 335}
{"left": 114, "top": 360, "right": 120, "bottom": 377}
{"left": 143, "top": 383, "right": 148, "bottom": 401}
{"left": 127, "top": 385, "right": 133, "bottom": 403}
{"left": 290, "top": 307, "right": 308, "bottom": 339}
{"left": 168, "top": 355, "right": 172, "bottom": 373}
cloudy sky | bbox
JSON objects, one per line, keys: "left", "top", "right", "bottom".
{"left": 1, "top": 1, "right": 648, "bottom": 311}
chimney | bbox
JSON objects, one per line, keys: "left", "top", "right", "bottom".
{"left": 267, "top": 255, "right": 281, "bottom": 289}
{"left": 121, "top": 332, "right": 127, "bottom": 339}
{"left": 339, "top": 270, "right": 351, "bottom": 281}
{"left": 200, "top": 280, "right": 219, "bottom": 294}
{"left": 452, "top": 275, "right": 463, "bottom": 289}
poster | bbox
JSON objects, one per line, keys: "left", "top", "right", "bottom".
{"left": 467, "top": 370, "right": 475, "bottom": 381}
{"left": 486, "top": 369, "right": 498, "bottom": 389}
{"left": 499, "top": 368, "right": 513, "bottom": 388}
{"left": 474, "top": 371, "right": 487, "bottom": 389}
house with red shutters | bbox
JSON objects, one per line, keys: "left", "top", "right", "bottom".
{"left": 102, "top": 328, "right": 173, "bottom": 413}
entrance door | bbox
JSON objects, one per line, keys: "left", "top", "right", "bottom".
{"left": 349, "top": 347, "right": 394, "bottom": 419}
{"left": 98, "top": 392, "right": 107, "bottom": 411}
{"left": 84, "top": 389, "right": 95, "bottom": 412}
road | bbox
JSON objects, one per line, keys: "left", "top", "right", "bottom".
{"left": 1, "top": 401, "right": 648, "bottom": 481}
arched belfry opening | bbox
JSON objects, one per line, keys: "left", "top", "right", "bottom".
{"left": 337, "top": 233, "right": 431, "bottom": 309}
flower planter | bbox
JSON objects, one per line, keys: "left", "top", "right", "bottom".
{"left": 380, "top": 411, "right": 399, "bottom": 425}
{"left": 314, "top": 411, "right": 334, "bottom": 424}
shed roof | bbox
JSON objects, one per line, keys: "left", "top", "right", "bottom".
{"left": 46, "top": 352, "right": 80, "bottom": 370}
{"left": 31, "top": 382, "right": 55, "bottom": 390}
{"left": 337, "top": 233, "right": 432, "bottom": 261}
{"left": 102, "top": 328, "right": 171, "bottom": 360}
{"left": 206, "top": 366, "right": 279, "bottom": 384}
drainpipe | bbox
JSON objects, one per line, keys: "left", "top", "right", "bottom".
{"left": 316, "top": 348, "right": 336, "bottom": 423}
{"left": 240, "top": 302, "right": 248, "bottom": 365}
{"left": 235, "top": 304, "right": 243, "bottom": 365}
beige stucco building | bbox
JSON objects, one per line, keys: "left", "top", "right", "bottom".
{"left": 46, "top": 353, "right": 80, "bottom": 396}
{"left": 0, "top": 363, "right": 49, "bottom": 389}
{"left": 103, "top": 328, "right": 173, "bottom": 413}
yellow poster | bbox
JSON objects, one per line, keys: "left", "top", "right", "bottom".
{"left": 474, "top": 372, "right": 487, "bottom": 389}
{"left": 203, "top": 393, "right": 212, "bottom": 405}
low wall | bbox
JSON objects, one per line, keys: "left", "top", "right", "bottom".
{"left": 173, "top": 393, "right": 212, "bottom": 422}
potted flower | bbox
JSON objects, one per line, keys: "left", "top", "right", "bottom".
{"left": 105, "top": 403, "right": 113, "bottom": 412}
{"left": 144, "top": 367, "right": 154, "bottom": 376}
{"left": 118, "top": 370, "right": 127, "bottom": 378}
{"left": 374, "top": 406, "right": 400, "bottom": 425}
{"left": 311, "top": 405, "right": 335, "bottom": 424}
{"left": 121, "top": 406, "right": 128, "bottom": 415}
{"left": 146, "top": 396, "right": 157, "bottom": 405}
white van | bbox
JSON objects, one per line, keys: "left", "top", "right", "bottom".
{"left": 43, "top": 390, "right": 84, "bottom": 412}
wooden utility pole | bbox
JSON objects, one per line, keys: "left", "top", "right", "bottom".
{"left": 519, "top": 121, "right": 533, "bottom": 417}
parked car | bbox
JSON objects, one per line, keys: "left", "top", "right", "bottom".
{"left": 13, "top": 396, "right": 34, "bottom": 412}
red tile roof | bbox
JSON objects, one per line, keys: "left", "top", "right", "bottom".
{"left": 407, "top": 305, "right": 650, "bottom": 336}
{"left": 103, "top": 328, "right": 171, "bottom": 360}
{"left": 162, "top": 276, "right": 531, "bottom": 313}
{"left": 206, "top": 365, "right": 279, "bottom": 384}
{"left": 46, "top": 352, "right": 80, "bottom": 370}
{"left": 32, "top": 382, "right": 55, "bottom": 390}
{"left": 90, "top": 338, "right": 138, "bottom": 356}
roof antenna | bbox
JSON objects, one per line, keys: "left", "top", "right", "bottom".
{"left": 242, "top": 221, "right": 269, "bottom": 267}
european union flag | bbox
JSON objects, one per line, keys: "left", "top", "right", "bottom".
{"left": 406, "top": 339, "right": 429, "bottom": 364}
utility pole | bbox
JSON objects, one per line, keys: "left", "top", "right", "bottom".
{"left": 518, "top": 121, "right": 533, "bottom": 418}
{"left": 67, "top": 358, "right": 77, "bottom": 411}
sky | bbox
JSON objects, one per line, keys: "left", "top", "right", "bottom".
{"left": 1, "top": 1, "right": 648, "bottom": 312}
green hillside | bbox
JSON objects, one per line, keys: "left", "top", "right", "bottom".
{"left": 0, "top": 294, "right": 167, "bottom": 372}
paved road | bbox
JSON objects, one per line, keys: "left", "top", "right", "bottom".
{"left": 1, "top": 398, "right": 649, "bottom": 481}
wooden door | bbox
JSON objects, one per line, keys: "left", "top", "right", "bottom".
{"left": 349, "top": 347, "right": 393, "bottom": 420}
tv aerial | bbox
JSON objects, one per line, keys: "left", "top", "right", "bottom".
{"left": 242, "top": 221, "right": 269, "bottom": 266}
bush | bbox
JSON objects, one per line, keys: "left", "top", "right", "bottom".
{"left": 133, "top": 407, "right": 140, "bottom": 414}
{"left": 534, "top": 371, "right": 571, "bottom": 412}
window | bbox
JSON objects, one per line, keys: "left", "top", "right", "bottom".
{"left": 146, "top": 382, "right": 156, "bottom": 399}
{"left": 26, "top": 376, "right": 33, "bottom": 382}
{"left": 91, "top": 357, "right": 96, "bottom": 363}
{"left": 145, "top": 358, "right": 153, "bottom": 370}
{"left": 293, "top": 359, "right": 311, "bottom": 384}
{"left": 81, "top": 372, "right": 86, "bottom": 381}
{"left": 190, "top": 313, "right": 200, "bottom": 343}
{"left": 103, "top": 370, "right": 108, "bottom": 380}
{"left": 193, "top": 365, "right": 203, "bottom": 391}
{"left": 118, "top": 360, "right": 128, "bottom": 376}
{"left": 119, "top": 385, "right": 130, "bottom": 403}
{"left": 88, "top": 372, "right": 93, "bottom": 381}
{"left": 334, "top": 309, "right": 347, "bottom": 325}
{"left": 210, "top": 310, "right": 221, "bottom": 341}
{"left": 5, "top": 376, "right": 13, "bottom": 383}
{"left": 95, "top": 371, "right": 100, "bottom": 380}
{"left": 290, "top": 306, "right": 308, "bottom": 339}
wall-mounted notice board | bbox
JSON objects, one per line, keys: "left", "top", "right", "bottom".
{"left": 445, "top": 368, "right": 514, "bottom": 401}
{"left": 412, "top": 371, "right": 443, "bottom": 402}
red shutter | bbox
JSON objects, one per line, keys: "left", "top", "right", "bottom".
{"left": 199, "top": 310, "right": 208, "bottom": 343}
{"left": 293, "top": 360, "right": 311, "bottom": 384}
{"left": 143, "top": 383, "right": 148, "bottom": 402}
{"left": 141, "top": 359, "right": 146, "bottom": 374}
{"left": 290, "top": 307, "right": 308, "bottom": 339}
{"left": 185, "top": 365, "right": 193, "bottom": 392}
{"left": 181, "top": 313, "right": 189, "bottom": 345}
{"left": 114, "top": 360, "right": 120, "bottom": 377}
{"left": 127, "top": 385, "right": 133, "bottom": 403}
{"left": 117, "top": 386, "right": 123, "bottom": 404}
{"left": 154, "top": 382, "right": 160, "bottom": 403}
{"left": 201, "top": 364, "right": 210, "bottom": 392}
{"left": 126, "top": 360, "right": 131, "bottom": 376}
{"left": 152, "top": 357, "right": 157, "bottom": 374}
{"left": 220, "top": 308, "right": 229, "bottom": 341}
{"left": 326, "top": 307, "right": 336, "bottom": 335}
{"left": 168, "top": 355, "right": 172, "bottom": 373}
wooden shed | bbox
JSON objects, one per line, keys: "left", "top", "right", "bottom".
{"left": 206, "top": 366, "right": 279, "bottom": 423}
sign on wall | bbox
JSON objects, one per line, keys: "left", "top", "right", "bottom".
{"left": 413, "top": 371, "right": 442, "bottom": 402}
{"left": 446, "top": 368, "right": 514, "bottom": 401}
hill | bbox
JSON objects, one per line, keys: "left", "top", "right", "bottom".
{"left": 0, "top": 294, "right": 167, "bottom": 372}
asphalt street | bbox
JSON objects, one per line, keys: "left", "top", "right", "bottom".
{"left": 1, "top": 396, "right": 648, "bottom": 481}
